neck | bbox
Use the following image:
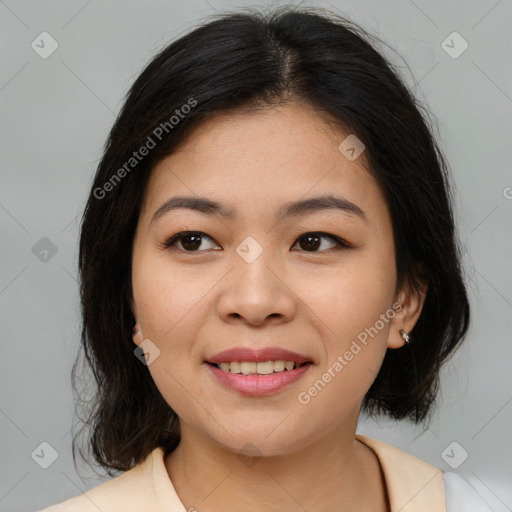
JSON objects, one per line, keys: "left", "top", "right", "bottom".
{"left": 165, "top": 417, "right": 388, "bottom": 512}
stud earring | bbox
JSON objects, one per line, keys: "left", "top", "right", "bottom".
{"left": 399, "top": 329, "right": 410, "bottom": 344}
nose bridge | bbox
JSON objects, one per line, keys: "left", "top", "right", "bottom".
{"left": 232, "top": 234, "right": 279, "bottom": 299}
{"left": 217, "top": 234, "right": 295, "bottom": 325}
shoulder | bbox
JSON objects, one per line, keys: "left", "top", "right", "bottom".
{"left": 36, "top": 448, "right": 164, "bottom": 512}
{"left": 443, "top": 472, "right": 492, "bottom": 511}
{"left": 356, "top": 434, "right": 492, "bottom": 512}
{"left": 356, "top": 434, "right": 445, "bottom": 511}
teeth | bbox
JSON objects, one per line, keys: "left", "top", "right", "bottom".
{"left": 215, "top": 360, "right": 304, "bottom": 374}
{"left": 229, "top": 361, "right": 241, "bottom": 374}
{"left": 256, "top": 361, "right": 274, "bottom": 374}
{"left": 240, "top": 362, "right": 257, "bottom": 375}
{"left": 273, "top": 360, "right": 285, "bottom": 372}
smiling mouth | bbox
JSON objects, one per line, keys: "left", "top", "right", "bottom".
{"left": 207, "top": 360, "right": 312, "bottom": 375}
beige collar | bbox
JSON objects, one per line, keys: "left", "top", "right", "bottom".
{"left": 154, "top": 435, "right": 446, "bottom": 511}
{"left": 41, "top": 435, "right": 446, "bottom": 511}
{"left": 356, "top": 434, "right": 446, "bottom": 511}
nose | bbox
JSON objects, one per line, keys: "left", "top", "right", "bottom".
{"left": 216, "top": 248, "right": 296, "bottom": 327}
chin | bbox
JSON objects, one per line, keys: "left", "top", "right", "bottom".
{"left": 205, "top": 421, "right": 318, "bottom": 459}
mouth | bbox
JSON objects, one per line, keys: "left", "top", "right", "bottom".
{"left": 205, "top": 347, "right": 313, "bottom": 396}
{"left": 206, "top": 360, "right": 311, "bottom": 374}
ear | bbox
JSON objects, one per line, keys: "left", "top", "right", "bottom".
{"left": 129, "top": 298, "right": 143, "bottom": 346}
{"left": 387, "top": 278, "right": 428, "bottom": 349}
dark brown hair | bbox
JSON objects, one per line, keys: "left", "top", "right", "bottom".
{"left": 72, "top": 5, "right": 470, "bottom": 476}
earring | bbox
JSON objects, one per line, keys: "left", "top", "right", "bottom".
{"left": 399, "top": 329, "right": 411, "bottom": 344}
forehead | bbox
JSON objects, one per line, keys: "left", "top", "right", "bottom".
{"left": 141, "top": 103, "right": 387, "bottom": 224}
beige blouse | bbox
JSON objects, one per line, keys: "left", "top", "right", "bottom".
{"left": 37, "top": 434, "right": 487, "bottom": 511}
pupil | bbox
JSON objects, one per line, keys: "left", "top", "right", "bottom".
{"left": 182, "top": 234, "right": 201, "bottom": 251}
{"left": 301, "top": 235, "right": 320, "bottom": 251}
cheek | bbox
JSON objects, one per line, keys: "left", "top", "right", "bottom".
{"left": 308, "top": 248, "right": 396, "bottom": 341}
{"left": 132, "top": 251, "right": 207, "bottom": 343}
{"left": 296, "top": 276, "right": 393, "bottom": 421}
{"left": 297, "top": 246, "right": 395, "bottom": 394}
{"left": 131, "top": 250, "right": 215, "bottom": 415}
{"left": 131, "top": 253, "right": 208, "bottom": 424}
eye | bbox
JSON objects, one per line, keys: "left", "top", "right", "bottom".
{"left": 162, "top": 231, "right": 351, "bottom": 253}
{"left": 291, "top": 232, "right": 351, "bottom": 252}
{"left": 162, "top": 231, "right": 219, "bottom": 252}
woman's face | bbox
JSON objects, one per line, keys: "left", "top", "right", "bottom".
{"left": 131, "top": 102, "right": 419, "bottom": 456}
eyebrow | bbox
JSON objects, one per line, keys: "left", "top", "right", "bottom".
{"left": 150, "top": 194, "right": 366, "bottom": 226}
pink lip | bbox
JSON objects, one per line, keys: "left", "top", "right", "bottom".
{"left": 206, "top": 362, "right": 312, "bottom": 396}
{"left": 207, "top": 347, "right": 312, "bottom": 365}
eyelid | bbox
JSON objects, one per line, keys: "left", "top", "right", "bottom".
{"left": 160, "top": 231, "right": 219, "bottom": 252}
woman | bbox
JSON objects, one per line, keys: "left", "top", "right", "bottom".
{"left": 39, "top": 6, "right": 491, "bottom": 511}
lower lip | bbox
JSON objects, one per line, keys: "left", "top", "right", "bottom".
{"left": 206, "top": 363, "right": 312, "bottom": 396}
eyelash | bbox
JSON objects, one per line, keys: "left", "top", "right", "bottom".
{"left": 161, "top": 231, "right": 352, "bottom": 253}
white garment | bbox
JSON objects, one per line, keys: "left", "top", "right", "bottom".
{"left": 443, "top": 472, "right": 493, "bottom": 511}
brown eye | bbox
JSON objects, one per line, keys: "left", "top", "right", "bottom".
{"left": 163, "top": 231, "right": 219, "bottom": 252}
{"left": 292, "top": 232, "right": 350, "bottom": 252}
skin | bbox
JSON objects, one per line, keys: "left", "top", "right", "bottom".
{"left": 130, "top": 102, "right": 427, "bottom": 512}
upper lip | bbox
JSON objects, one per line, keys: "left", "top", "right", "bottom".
{"left": 207, "top": 347, "right": 313, "bottom": 365}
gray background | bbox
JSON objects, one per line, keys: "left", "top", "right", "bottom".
{"left": 1, "top": 1, "right": 511, "bottom": 511}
